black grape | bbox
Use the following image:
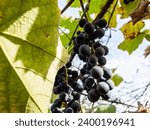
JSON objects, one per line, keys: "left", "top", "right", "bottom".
{"left": 79, "top": 19, "right": 88, "bottom": 28}
{"left": 93, "top": 42, "right": 102, "bottom": 49}
{"left": 76, "top": 35, "right": 84, "bottom": 44}
{"left": 79, "top": 44, "right": 90, "bottom": 57}
{"left": 64, "top": 107, "right": 74, "bottom": 113}
{"left": 124, "top": 0, "right": 130, "bottom": 4}
{"left": 72, "top": 91, "right": 81, "bottom": 100}
{"left": 83, "top": 22, "right": 95, "bottom": 34}
{"left": 98, "top": 56, "right": 106, "bottom": 66}
{"left": 106, "top": 79, "right": 115, "bottom": 90}
{"left": 90, "top": 66, "right": 104, "bottom": 79}
{"left": 96, "top": 18, "right": 107, "bottom": 28}
{"left": 66, "top": 62, "right": 72, "bottom": 68}
{"left": 95, "top": 47, "right": 105, "bottom": 57}
{"left": 59, "top": 92, "right": 69, "bottom": 102}
{"left": 81, "top": 74, "right": 89, "bottom": 83}
{"left": 88, "top": 89, "right": 100, "bottom": 102}
{"left": 102, "top": 45, "right": 109, "bottom": 55}
{"left": 96, "top": 82, "right": 110, "bottom": 95}
{"left": 103, "top": 68, "right": 112, "bottom": 80}
{"left": 72, "top": 70, "right": 78, "bottom": 79}
{"left": 75, "top": 83, "right": 84, "bottom": 92}
{"left": 84, "top": 76, "right": 95, "bottom": 88}
{"left": 51, "top": 107, "right": 63, "bottom": 113}
{"left": 73, "top": 44, "right": 80, "bottom": 54}
{"left": 88, "top": 55, "right": 98, "bottom": 66}
{"left": 71, "top": 102, "right": 81, "bottom": 113}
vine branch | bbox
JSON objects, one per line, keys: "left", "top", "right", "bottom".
{"left": 93, "top": 0, "right": 114, "bottom": 23}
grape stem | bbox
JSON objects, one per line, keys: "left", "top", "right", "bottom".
{"left": 61, "top": 0, "right": 75, "bottom": 14}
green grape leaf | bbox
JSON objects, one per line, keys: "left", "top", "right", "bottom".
{"left": 118, "top": 21, "right": 145, "bottom": 54}
{"left": 67, "top": 0, "right": 86, "bottom": 8}
{"left": 95, "top": 105, "right": 116, "bottom": 113}
{"left": 118, "top": 0, "right": 141, "bottom": 18}
{"left": 89, "top": 0, "right": 106, "bottom": 14}
{"left": 0, "top": 0, "right": 68, "bottom": 112}
{"left": 143, "top": 30, "right": 150, "bottom": 41}
{"left": 103, "top": 0, "right": 118, "bottom": 28}
{"left": 118, "top": 33, "right": 145, "bottom": 54}
{"left": 111, "top": 74, "right": 123, "bottom": 86}
{"left": 60, "top": 17, "right": 79, "bottom": 47}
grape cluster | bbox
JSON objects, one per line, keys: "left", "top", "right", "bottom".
{"left": 123, "top": 0, "right": 134, "bottom": 4}
{"left": 51, "top": 18, "right": 115, "bottom": 113}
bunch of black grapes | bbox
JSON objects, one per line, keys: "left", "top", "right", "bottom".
{"left": 123, "top": 0, "right": 134, "bottom": 4}
{"left": 51, "top": 18, "right": 115, "bottom": 113}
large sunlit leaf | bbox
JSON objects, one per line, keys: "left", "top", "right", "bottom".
{"left": 0, "top": 0, "right": 68, "bottom": 112}
{"left": 89, "top": 0, "right": 106, "bottom": 14}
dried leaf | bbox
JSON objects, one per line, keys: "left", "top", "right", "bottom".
{"left": 130, "top": 0, "right": 150, "bottom": 24}
{"left": 144, "top": 45, "right": 150, "bottom": 58}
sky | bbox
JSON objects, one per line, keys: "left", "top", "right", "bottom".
{"left": 58, "top": 0, "right": 150, "bottom": 112}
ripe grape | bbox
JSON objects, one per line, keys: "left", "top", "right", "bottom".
{"left": 51, "top": 107, "right": 63, "bottom": 113}
{"left": 64, "top": 107, "right": 74, "bottom": 113}
{"left": 72, "top": 70, "right": 78, "bottom": 79}
{"left": 98, "top": 56, "right": 106, "bottom": 66}
{"left": 76, "top": 35, "right": 84, "bottom": 44}
{"left": 90, "top": 66, "right": 104, "bottom": 79}
{"left": 96, "top": 82, "right": 110, "bottom": 95}
{"left": 79, "top": 19, "right": 88, "bottom": 28}
{"left": 59, "top": 92, "right": 69, "bottom": 102}
{"left": 79, "top": 44, "right": 90, "bottom": 57}
{"left": 88, "top": 89, "right": 100, "bottom": 102}
{"left": 106, "top": 79, "right": 114, "bottom": 90}
{"left": 84, "top": 76, "right": 95, "bottom": 88}
{"left": 95, "top": 47, "right": 105, "bottom": 57}
{"left": 96, "top": 18, "right": 107, "bottom": 28}
{"left": 71, "top": 102, "right": 81, "bottom": 113}
{"left": 83, "top": 22, "right": 95, "bottom": 34}
{"left": 72, "top": 91, "right": 81, "bottom": 100}
{"left": 88, "top": 55, "right": 98, "bottom": 66}
{"left": 75, "top": 83, "right": 84, "bottom": 92}
{"left": 124, "top": 0, "right": 129, "bottom": 4}
{"left": 102, "top": 45, "right": 109, "bottom": 55}
{"left": 103, "top": 67, "right": 112, "bottom": 80}
{"left": 66, "top": 61, "right": 72, "bottom": 68}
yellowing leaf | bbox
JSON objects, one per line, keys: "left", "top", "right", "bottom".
{"left": 0, "top": 0, "right": 68, "bottom": 112}
{"left": 120, "top": 21, "right": 145, "bottom": 39}
{"left": 144, "top": 45, "right": 150, "bottom": 58}
{"left": 130, "top": 0, "right": 150, "bottom": 24}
